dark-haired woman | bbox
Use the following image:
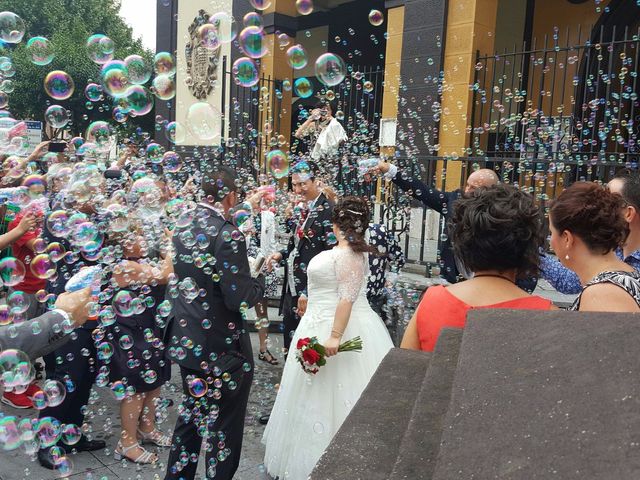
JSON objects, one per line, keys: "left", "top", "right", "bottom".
{"left": 549, "top": 181, "right": 640, "bottom": 312}
{"left": 262, "top": 196, "right": 393, "bottom": 479}
{"left": 402, "top": 184, "right": 554, "bottom": 352}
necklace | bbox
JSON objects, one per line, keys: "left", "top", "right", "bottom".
{"left": 473, "top": 273, "right": 515, "bottom": 284}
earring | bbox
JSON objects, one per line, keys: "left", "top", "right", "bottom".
{"left": 565, "top": 254, "right": 570, "bottom": 260}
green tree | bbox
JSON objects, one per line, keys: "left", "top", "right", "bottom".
{"left": 1, "top": 0, "right": 154, "bottom": 137}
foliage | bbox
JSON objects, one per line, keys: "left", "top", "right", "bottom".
{"left": 1, "top": 0, "right": 154, "bottom": 137}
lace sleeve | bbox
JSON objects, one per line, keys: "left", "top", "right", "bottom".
{"left": 335, "top": 248, "right": 366, "bottom": 302}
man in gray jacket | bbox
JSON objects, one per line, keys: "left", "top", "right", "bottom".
{"left": 0, "top": 287, "right": 92, "bottom": 360}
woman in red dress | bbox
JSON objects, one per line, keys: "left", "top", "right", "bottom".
{"left": 402, "top": 184, "right": 554, "bottom": 352}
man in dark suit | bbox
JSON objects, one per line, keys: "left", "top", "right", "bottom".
{"left": 374, "top": 162, "right": 498, "bottom": 283}
{"left": 164, "top": 166, "right": 265, "bottom": 480}
{"left": 265, "top": 161, "right": 336, "bottom": 352}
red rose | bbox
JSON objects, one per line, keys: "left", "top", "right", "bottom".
{"left": 302, "top": 348, "right": 321, "bottom": 365}
{"left": 297, "top": 338, "right": 311, "bottom": 349}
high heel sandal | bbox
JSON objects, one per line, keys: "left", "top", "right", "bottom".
{"left": 114, "top": 441, "right": 158, "bottom": 464}
{"left": 258, "top": 349, "right": 279, "bottom": 365}
{"left": 137, "top": 428, "right": 172, "bottom": 447}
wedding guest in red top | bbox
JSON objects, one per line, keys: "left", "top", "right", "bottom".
{"left": 401, "top": 184, "right": 554, "bottom": 352}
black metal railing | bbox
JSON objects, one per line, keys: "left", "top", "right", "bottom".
{"left": 468, "top": 23, "right": 640, "bottom": 201}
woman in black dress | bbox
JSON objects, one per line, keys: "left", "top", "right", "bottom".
{"left": 103, "top": 225, "right": 173, "bottom": 464}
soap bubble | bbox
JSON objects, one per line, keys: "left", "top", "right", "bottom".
{"left": 197, "top": 23, "right": 221, "bottom": 51}
{"left": 267, "top": 150, "right": 290, "bottom": 179}
{"left": 86, "top": 34, "right": 114, "bottom": 64}
{"left": 294, "top": 77, "right": 313, "bottom": 98}
{"left": 86, "top": 120, "right": 113, "bottom": 146}
{"left": 113, "top": 290, "right": 135, "bottom": 317}
{"left": 239, "top": 26, "right": 268, "bottom": 59}
{"left": 315, "top": 53, "right": 346, "bottom": 87}
{"left": 163, "top": 151, "right": 182, "bottom": 173}
{"left": 165, "top": 121, "right": 186, "bottom": 144}
{"left": 112, "top": 106, "right": 128, "bottom": 123}
{"left": 286, "top": 44, "right": 308, "bottom": 70}
{"left": 188, "top": 377, "right": 208, "bottom": 398}
{"left": 118, "top": 334, "right": 134, "bottom": 350}
{"left": 278, "top": 33, "right": 291, "bottom": 47}
{"left": 249, "top": 0, "right": 272, "bottom": 10}
{"left": 296, "top": 0, "right": 314, "bottom": 15}
{"left": 363, "top": 80, "right": 374, "bottom": 93}
{"left": 208, "top": 12, "right": 237, "bottom": 44}
{"left": 243, "top": 12, "right": 263, "bottom": 29}
{"left": 60, "top": 424, "right": 81, "bottom": 446}
{"left": 0, "top": 257, "right": 26, "bottom": 287}
{"left": 152, "top": 74, "right": 176, "bottom": 100}
{"left": 45, "top": 105, "right": 70, "bottom": 129}
{"left": 0, "top": 12, "right": 25, "bottom": 44}
{"left": 7, "top": 290, "right": 29, "bottom": 314}
{"left": 101, "top": 60, "right": 130, "bottom": 98}
{"left": 186, "top": 102, "right": 221, "bottom": 141}
{"left": 125, "top": 85, "right": 154, "bottom": 116}
{"left": 146, "top": 142, "right": 164, "bottom": 163}
{"left": 30, "top": 254, "right": 55, "bottom": 279}
{"left": 232, "top": 57, "right": 259, "bottom": 87}
{"left": 124, "top": 54, "right": 151, "bottom": 85}
{"left": 36, "top": 418, "right": 62, "bottom": 449}
{"left": 42, "top": 379, "right": 66, "bottom": 407}
{"left": 0, "top": 349, "right": 33, "bottom": 389}
{"left": 47, "top": 211, "right": 70, "bottom": 238}
{"left": 44, "top": 71, "right": 75, "bottom": 101}
{"left": 84, "top": 83, "right": 103, "bottom": 102}
{"left": 27, "top": 37, "right": 54, "bottom": 66}
{"left": 46, "top": 242, "right": 66, "bottom": 262}
{"left": 154, "top": 52, "right": 176, "bottom": 75}
{"left": 111, "top": 381, "right": 126, "bottom": 400}
{"left": 368, "top": 9, "right": 384, "bottom": 26}
{"left": 54, "top": 455, "right": 73, "bottom": 478}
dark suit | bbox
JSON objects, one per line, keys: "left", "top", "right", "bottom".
{"left": 164, "top": 203, "right": 264, "bottom": 480}
{"left": 392, "top": 172, "right": 462, "bottom": 283}
{"left": 392, "top": 173, "right": 538, "bottom": 292}
{"left": 279, "top": 193, "right": 335, "bottom": 350}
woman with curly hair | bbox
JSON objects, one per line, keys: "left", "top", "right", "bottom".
{"left": 402, "top": 184, "right": 554, "bottom": 352}
{"left": 262, "top": 196, "right": 393, "bottom": 480}
{"left": 549, "top": 181, "right": 640, "bottom": 311}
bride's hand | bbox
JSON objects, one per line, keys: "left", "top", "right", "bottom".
{"left": 324, "top": 337, "right": 340, "bottom": 357}
{"left": 296, "top": 295, "right": 308, "bottom": 317}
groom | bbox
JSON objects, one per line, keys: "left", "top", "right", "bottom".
{"left": 266, "top": 161, "right": 336, "bottom": 352}
{"left": 164, "top": 166, "right": 265, "bottom": 480}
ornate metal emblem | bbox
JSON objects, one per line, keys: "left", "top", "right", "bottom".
{"left": 185, "top": 9, "right": 220, "bottom": 100}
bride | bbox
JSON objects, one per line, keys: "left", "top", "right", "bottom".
{"left": 262, "top": 196, "right": 394, "bottom": 479}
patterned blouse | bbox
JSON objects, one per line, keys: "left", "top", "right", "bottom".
{"left": 570, "top": 270, "right": 640, "bottom": 311}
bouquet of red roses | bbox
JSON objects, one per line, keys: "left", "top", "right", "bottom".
{"left": 295, "top": 336, "right": 363, "bottom": 374}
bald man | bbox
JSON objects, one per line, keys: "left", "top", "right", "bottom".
{"left": 374, "top": 162, "right": 498, "bottom": 283}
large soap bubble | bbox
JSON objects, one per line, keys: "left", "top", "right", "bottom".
{"left": 186, "top": 102, "right": 221, "bottom": 141}
{"left": 239, "top": 26, "right": 269, "bottom": 59}
{"left": 232, "top": 57, "right": 259, "bottom": 87}
{"left": 124, "top": 55, "right": 152, "bottom": 85}
{"left": 315, "top": 53, "right": 346, "bottom": 87}
{"left": 27, "top": 37, "right": 55, "bottom": 66}
{"left": 45, "top": 105, "right": 70, "bottom": 129}
{"left": 44, "top": 71, "right": 75, "bottom": 101}
{"left": 86, "top": 34, "right": 115, "bottom": 64}
{"left": 0, "top": 12, "right": 25, "bottom": 44}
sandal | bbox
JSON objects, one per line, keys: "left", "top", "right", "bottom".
{"left": 258, "top": 349, "right": 279, "bottom": 365}
{"left": 137, "top": 428, "right": 172, "bottom": 448}
{"left": 114, "top": 441, "right": 158, "bottom": 464}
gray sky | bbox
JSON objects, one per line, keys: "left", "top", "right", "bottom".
{"left": 120, "top": 0, "right": 158, "bottom": 51}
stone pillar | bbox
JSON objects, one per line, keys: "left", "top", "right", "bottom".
{"left": 439, "top": 0, "right": 498, "bottom": 190}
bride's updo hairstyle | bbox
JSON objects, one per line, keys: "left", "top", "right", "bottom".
{"left": 332, "top": 196, "right": 375, "bottom": 254}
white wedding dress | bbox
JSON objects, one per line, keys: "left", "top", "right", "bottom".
{"left": 262, "top": 247, "right": 394, "bottom": 479}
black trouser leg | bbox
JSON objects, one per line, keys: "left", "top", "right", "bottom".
{"left": 39, "top": 329, "right": 97, "bottom": 433}
{"left": 165, "top": 336, "right": 254, "bottom": 480}
{"left": 282, "top": 292, "right": 300, "bottom": 352}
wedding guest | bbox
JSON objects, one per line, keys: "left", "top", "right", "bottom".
{"left": 541, "top": 171, "right": 640, "bottom": 294}
{"left": 105, "top": 227, "right": 173, "bottom": 464}
{"left": 549, "top": 181, "right": 640, "bottom": 311}
{"left": 164, "top": 166, "right": 265, "bottom": 480}
{"left": 294, "top": 100, "right": 347, "bottom": 163}
{"left": 401, "top": 184, "right": 554, "bottom": 352}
